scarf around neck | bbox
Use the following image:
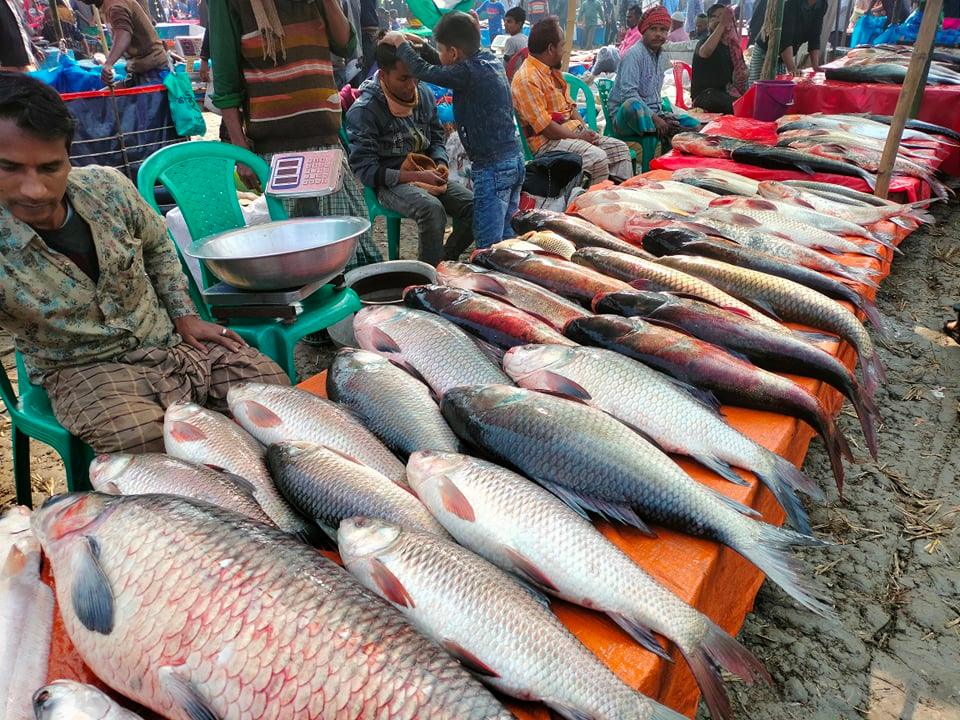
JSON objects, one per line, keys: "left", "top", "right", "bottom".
{"left": 250, "top": 0, "right": 285, "bottom": 63}
{"left": 380, "top": 75, "right": 418, "bottom": 117}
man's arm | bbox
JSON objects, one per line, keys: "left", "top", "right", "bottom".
{"left": 615, "top": 49, "right": 643, "bottom": 107}
{"left": 320, "top": 0, "right": 357, "bottom": 58}
{"left": 100, "top": 5, "right": 133, "bottom": 84}
{"left": 394, "top": 41, "right": 473, "bottom": 89}
{"left": 512, "top": 70, "right": 595, "bottom": 142}
{"left": 698, "top": 7, "right": 732, "bottom": 58}
{"left": 344, "top": 102, "right": 395, "bottom": 188}
{"left": 209, "top": 0, "right": 245, "bottom": 112}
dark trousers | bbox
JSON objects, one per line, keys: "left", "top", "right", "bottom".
{"left": 692, "top": 88, "right": 736, "bottom": 114}
{"left": 377, "top": 181, "right": 475, "bottom": 265}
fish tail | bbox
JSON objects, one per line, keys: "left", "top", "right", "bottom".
{"left": 836, "top": 264, "right": 881, "bottom": 289}
{"left": 859, "top": 169, "right": 878, "bottom": 190}
{"left": 856, "top": 297, "right": 889, "bottom": 340}
{"left": 849, "top": 379, "right": 880, "bottom": 459}
{"left": 799, "top": 396, "right": 847, "bottom": 496}
{"left": 755, "top": 456, "right": 821, "bottom": 535}
{"left": 681, "top": 620, "right": 772, "bottom": 720}
{"left": 862, "top": 351, "right": 886, "bottom": 399}
{"left": 867, "top": 229, "right": 903, "bottom": 255}
{"left": 646, "top": 700, "right": 690, "bottom": 720}
{"left": 738, "top": 523, "right": 835, "bottom": 618}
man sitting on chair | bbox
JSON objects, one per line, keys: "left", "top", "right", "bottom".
{"left": 0, "top": 73, "right": 288, "bottom": 454}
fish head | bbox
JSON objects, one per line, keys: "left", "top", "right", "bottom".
{"left": 352, "top": 305, "right": 409, "bottom": 354}
{"left": 594, "top": 290, "right": 672, "bottom": 317}
{"left": 402, "top": 284, "right": 465, "bottom": 314}
{"left": 502, "top": 344, "right": 575, "bottom": 383}
{"left": 641, "top": 227, "right": 704, "bottom": 256}
{"left": 435, "top": 261, "right": 477, "bottom": 282}
{"left": 163, "top": 402, "right": 212, "bottom": 450}
{"left": 439, "top": 384, "right": 528, "bottom": 435}
{"left": 87, "top": 454, "right": 135, "bottom": 491}
{"left": 33, "top": 680, "right": 116, "bottom": 720}
{"left": 509, "top": 209, "right": 547, "bottom": 234}
{"left": 337, "top": 516, "right": 403, "bottom": 570}
{"left": 471, "top": 246, "right": 530, "bottom": 271}
{"left": 492, "top": 239, "right": 545, "bottom": 255}
{"left": 406, "top": 450, "right": 471, "bottom": 498}
{"left": 31, "top": 492, "right": 117, "bottom": 552}
{"left": 265, "top": 439, "right": 319, "bottom": 466}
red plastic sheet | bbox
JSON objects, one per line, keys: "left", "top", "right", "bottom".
{"left": 733, "top": 75, "right": 960, "bottom": 176}
{"left": 652, "top": 115, "right": 932, "bottom": 201}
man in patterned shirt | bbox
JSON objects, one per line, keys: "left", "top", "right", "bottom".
{"left": 0, "top": 73, "right": 288, "bottom": 454}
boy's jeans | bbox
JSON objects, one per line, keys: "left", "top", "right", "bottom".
{"left": 472, "top": 155, "right": 526, "bottom": 248}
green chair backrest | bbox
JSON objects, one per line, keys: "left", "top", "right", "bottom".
{"left": 563, "top": 72, "right": 598, "bottom": 132}
{"left": 595, "top": 77, "right": 615, "bottom": 132}
{"left": 514, "top": 113, "right": 535, "bottom": 162}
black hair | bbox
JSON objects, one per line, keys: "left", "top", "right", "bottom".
{"left": 505, "top": 6, "right": 526, "bottom": 24}
{"left": 697, "top": 11, "right": 708, "bottom": 18}
{"left": 433, "top": 11, "right": 481, "bottom": 56}
{"left": 528, "top": 16, "right": 563, "bottom": 54}
{"left": 627, "top": 4, "right": 641, "bottom": 15}
{"left": 706, "top": 3, "right": 725, "bottom": 15}
{"left": 375, "top": 35, "right": 402, "bottom": 71}
{"left": 0, "top": 72, "right": 75, "bottom": 150}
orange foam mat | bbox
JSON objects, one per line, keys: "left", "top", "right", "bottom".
{"left": 41, "top": 178, "right": 906, "bottom": 720}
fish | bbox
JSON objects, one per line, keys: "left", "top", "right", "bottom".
{"left": 502, "top": 344, "right": 822, "bottom": 535}
{"left": 407, "top": 450, "right": 772, "bottom": 720}
{"left": 353, "top": 305, "right": 511, "bottom": 398}
{"left": 776, "top": 128, "right": 940, "bottom": 163}
{"left": 32, "top": 680, "right": 144, "bottom": 720}
{"left": 326, "top": 348, "right": 459, "bottom": 458}
{"left": 32, "top": 492, "right": 512, "bottom": 720}
{"left": 489, "top": 239, "right": 550, "bottom": 255}
{"left": 729, "top": 144, "right": 879, "bottom": 188}
{"left": 570, "top": 246, "right": 783, "bottom": 328}
{"left": 781, "top": 179, "right": 925, "bottom": 208}
{"left": 670, "top": 132, "right": 750, "bottom": 158}
{"left": 565, "top": 315, "right": 851, "bottom": 493}
{"left": 437, "top": 261, "right": 591, "bottom": 332}
{"left": 571, "top": 203, "right": 686, "bottom": 241}
{"left": 1, "top": 507, "right": 54, "bottom": 720}
{"left": 863, "top": 113, "right": 960, "bottom": 142}
{"left": 777, "top": 113, "right": 948, "bottom": 144}
{"left": 572, "top": 186, "right": 708, "bottom": 215}
{"left": 823, "top": 63, "right": 960, "bottom": 86}
{"left": 593, "top": 291, "right": 879, "bottom": 461}
{"left": 227, "top": 382, "right": 407, "bottom": 485}
{"left": 619, "top": 177, "right": 721, "bottom": 204}
{"left": 510, "top": 208, "right": 654, "bottom": 257}
{"left": 471, "top": 246, "right": 633, "bottom": 304}
{"left": 516, "top": 230, "right": 578, "bottom": 259}
{"left": 707, "top": 196, "right": 898, "bottom": 250}
{"left": 266, "top": 441, "right": 447, "bottom": 538}
{"left": 440, "top": 385, "right": 831, "bottom": 615}
{"left": 655, "top": 255, "right": 886, "bottom": 400}
{"left": 403, "top": 284, "right": 577, "bottom": 349}
{"left": 672, "top": 167, "right": 761, "bottom": 196}
{"left": 162, "top": 402, "right": 310, "bottom": 536}
{"left": 339, "top": 517, "right": 688, "bottom": 720}
{"left": 696, "top": 207, "right": 885, "bottom": 259}
{"left": 642, "top": 227, "right": 885, "bottom": 326}
{"left": 88, "top": 453, "right": 278, "bottom": 527}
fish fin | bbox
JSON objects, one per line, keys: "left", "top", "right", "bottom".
{"left": 742, "top": 297, "right": 782, "bottom": 322}
{"left": 663, "top": 376, "right": 722, "bottom": 414}
{"left": 167, "top": 420, "right": 207, "bottom": 443}
{"left": 684, "top": 221, "right": 734, "bottom": 238}
{"left": 159, "top": 667, "right": 221, "bottom": 720}
{"left": 607, "top": 612, "right": 672, "bottom": 660}
{"left": 218, "top": 472, "right": 258, "bottom": 498}
{"left": 796, "top": 163, "right": 816, "bottom": 176}
{"left": 203, "top": 463, "right": 227, "bottom": 473}
{"left": 100, "top": 481, "right": 123, "bottom": 495}
{"left": 727, "top": 212, "right": 762, "bottom": 228}
{"left": 753, "top": 461, "right": 815, "bottom": 536}
{"left": 719, "top": 305, "right": 755, "bottom": 320}
{"left": 370, "top": 558, "right": 415, "bottom": 608}
{"left": 71, "top": 536, "right": 115, "bottom": 635}
{"left": 317, "top": 444, "right": 369, "bottom": 468}
{"left": 745, "top": 198, "right": 778, "bottom": 211}
{"left": 857, "top": 299, "right": 889, "bottom": 340}
{"left": 239, "top": 401, "right": 282, "bottom": 429}
{"left": 438, "top": 474, "right": 476, "bottom": 521}
{"left": 861, "top": 351, "right": 885, "bottom": 401}
{"left": 518, "top": 369, "right": 593, "bottom": 402}
{"left": 459, "top": 273, "right": 510, "bottom": 297}
{"left": 504, "top": 546, "right": 559, "bottom": 592}
{"left": 536, "top": 479, "right": 655, "bottom": 535}
{"left": 703, "top": 487, "right": 762, "bottom": 518}
{"left": 859, "top": 170, "right": 877, "bottom": 190}
{"left": 368, "top": 326, "right": 402, "bottom": 354}
{"left": 683, "top": 621, "right": 772, "bottom": 720}
{"left": 441, "top": 640, "right": 500, "bottom": 678}
{"left": 471, "top": 336, "right": 506, "bottom": 366}
{"left": 2, "top": 545, "right": 26, "bottom": 577}
{"left": 692, "top": 454, "right": 751, "bottom": 487}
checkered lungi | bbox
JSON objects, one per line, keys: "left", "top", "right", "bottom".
{"left": 535, "top": 135, "right": 634, "bottom": 183}
{"left": 43, "top": 341, "right": 289, "bottom": 454}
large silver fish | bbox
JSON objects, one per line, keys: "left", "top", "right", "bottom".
{"left": 339, "top": 516, "right": 687, "bottom": 720}
{"left": 32, "top": 492, "right": 513, "bottom": 720}
{"left": 32, "top": 680, "right": 144, "bottom": 720}
{"left": 326, "top": 348, "right": 459, "bottom": 458}
{"left": 407, "top": 451, "right": 772, "bottom": 720}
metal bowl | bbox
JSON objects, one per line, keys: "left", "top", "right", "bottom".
{"left": 185, "top": 217, "right": 370, "bottom": 291}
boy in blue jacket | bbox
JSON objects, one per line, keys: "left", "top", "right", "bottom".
{"left": 382, "top": 12, "right": 525, "bottom": 249}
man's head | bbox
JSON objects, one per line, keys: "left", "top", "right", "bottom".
{"left": 0, "top": 73, "right": 75, "bottom": 230}
{"left": 376, "top": 41, "right": 417, "bottom": 102}
{"left": 695, "top": 12, "right": 708, "bottom": 33}
{"left": 626, "top": 4, "right": 641, "bottom": 28}
{"left": 433, "top": 11, "right": 481, "bottom": 65}
{"left": 639, "top": 6, "right": 671, "bottom": 50}
{"left": 528, "top": 16, "right": 564, "bottom": 69}
{"left": 670, "top": 11, "right": 684, "bottom": 30}
{"left": 504, "top": 6, "right": 526, "bottom": 35}
{"left": 706, "top": 3, "right": 725, "bottom": 31}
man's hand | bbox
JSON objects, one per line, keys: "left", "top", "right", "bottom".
{"left": 174, "top": 315, "right": 246, "bottom": 353}
{"left": 577, "top": 127, "right": 600, "bottom": 144}
{"left": 468, "top": 9, "right": 482, "bottom": 31}
{"left": 101, "top": 63, "right": 115, "bottom": 86}
{"left": 199, "top": 59, "right": 209, "bottom": 83}
{"left": 381, "top": 31, "right": 407, "bottom": 47}
{"left": 652, "top": 113, "right": 669, "bottom": 136}
{"left": 720, "top": 6, "right": 735, "bottom": 28}
{"left": 401, "top": 169, "right": 446, "bottom": 186}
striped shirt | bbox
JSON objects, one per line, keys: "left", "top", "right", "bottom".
{"left": 511, "top": 54, "right": 582, "bottom": 154}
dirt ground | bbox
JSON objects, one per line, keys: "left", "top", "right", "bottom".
{"left": 1, "top": 136, "right": 957, "bottom": 718}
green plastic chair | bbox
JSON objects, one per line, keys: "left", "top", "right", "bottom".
{"left": 562, "top": 72, "right": 598, "bottom": 132}
{"left": 137, "top": 141, "right": 362, "bottom": 382}
{"left": 338, "top": 127, "right": 401, "bottom": 260}
{"left": 595, "top": 78, "right": 657, "bottom": 173}
{"left": 1, "top": 351, "right": 94, "bottom": 506}
{"left": 515, "top": 112, "right": 535, "bottom": 162}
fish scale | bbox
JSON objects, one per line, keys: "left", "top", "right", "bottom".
{"left": 33, "top": 493, "right": 512, "bottom": 720}
{"left": 510, "top": 208, "right": 652, "bottom": 258}
{"left": 33, "top": 679, "right": 145, "bottom": 719}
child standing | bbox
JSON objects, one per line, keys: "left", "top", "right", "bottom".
{"left": 502, "top": 6, "right": 528, "bottom": 66}
{"left": 383, "top": 12, "right": 525, "bottom": 250}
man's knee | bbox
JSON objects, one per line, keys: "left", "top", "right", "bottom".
{"left": 581, "top": 145, "right": 609, "bottom": 176}
{"left": 411, "top": 194, "right": 448, "bottom": 225}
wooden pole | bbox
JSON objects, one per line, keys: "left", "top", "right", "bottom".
{"left": 562, "top": 0, "right": 577, "bottom": 71}
{"left": 760, "top": 0, "right": 785, "bottom": 80}
{"left": 874, "top": 0, "right": 942, "bottom": 198}
{"left": 91, "top": 5, "right": 110, "bottom": 52}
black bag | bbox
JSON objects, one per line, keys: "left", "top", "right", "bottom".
{"left": 521, "top": 151, "right": 583, "bottom": 211}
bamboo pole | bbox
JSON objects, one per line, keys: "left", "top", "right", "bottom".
{"left": 760, "top": 0, "right": 785, "bottom": 80}
{"left": 874, "top": 0, "right": 942, "bottom": 198}
{"left": 562, "top": 0, "right": 577, "bottom": 71}
{"left": 91, "top": 5, "right": 110, "bottom": 51}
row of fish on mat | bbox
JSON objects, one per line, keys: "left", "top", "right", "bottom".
{"left": 4, "top": 166, "right": 935, "bottom": 720}
{"left": 820, "top": 45, "right": 960, "bottom": 86}
{"left": 668, "top": 112, "right": 959, "bottom": 200}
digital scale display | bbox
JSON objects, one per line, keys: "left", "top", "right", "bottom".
{"left": 267, "top": 150, "right": 344, "bottom": 199}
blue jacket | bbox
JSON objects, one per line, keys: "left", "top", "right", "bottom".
{"left": 345, "top": 74, "right": 447, "bottom": 189}
{"left": 397, "top": 42, "right": 520, "bottom": 169}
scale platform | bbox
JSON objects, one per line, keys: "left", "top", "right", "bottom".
{"left": 202, "top": 279, "right": 331, "bottom": 322}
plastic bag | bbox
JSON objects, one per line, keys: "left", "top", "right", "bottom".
{"left": 404, "top": 0, "right": 474, "bottom": 28}
{"left": 163, "top": 68, "right": 206, "bottom": 137}
{"left": 850, "top": 14, "right": 887, "bottom": 46}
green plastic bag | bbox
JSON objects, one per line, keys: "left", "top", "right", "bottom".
{"left": 164, "top": 68, "right": 206, "bottom": 137}
{"left": 405, "top": 0, "right": 473, "bottom": 29}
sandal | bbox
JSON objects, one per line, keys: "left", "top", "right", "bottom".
{"left": 943, "top": 302, "right": 960, "bottom": 343}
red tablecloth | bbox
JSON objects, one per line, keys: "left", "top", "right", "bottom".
{"left": 652, "top": 115, "right": 932, "bottom": 202}
{"left": 733, "top": 74, "right": 960, "bottom": 176}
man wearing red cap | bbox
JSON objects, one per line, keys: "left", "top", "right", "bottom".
{"left": 606, "top": 6, "right": 681, "bottom": 141}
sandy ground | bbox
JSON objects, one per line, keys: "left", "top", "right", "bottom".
{"left": 1, "top": 121, "right": 957, "bottom": 717}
